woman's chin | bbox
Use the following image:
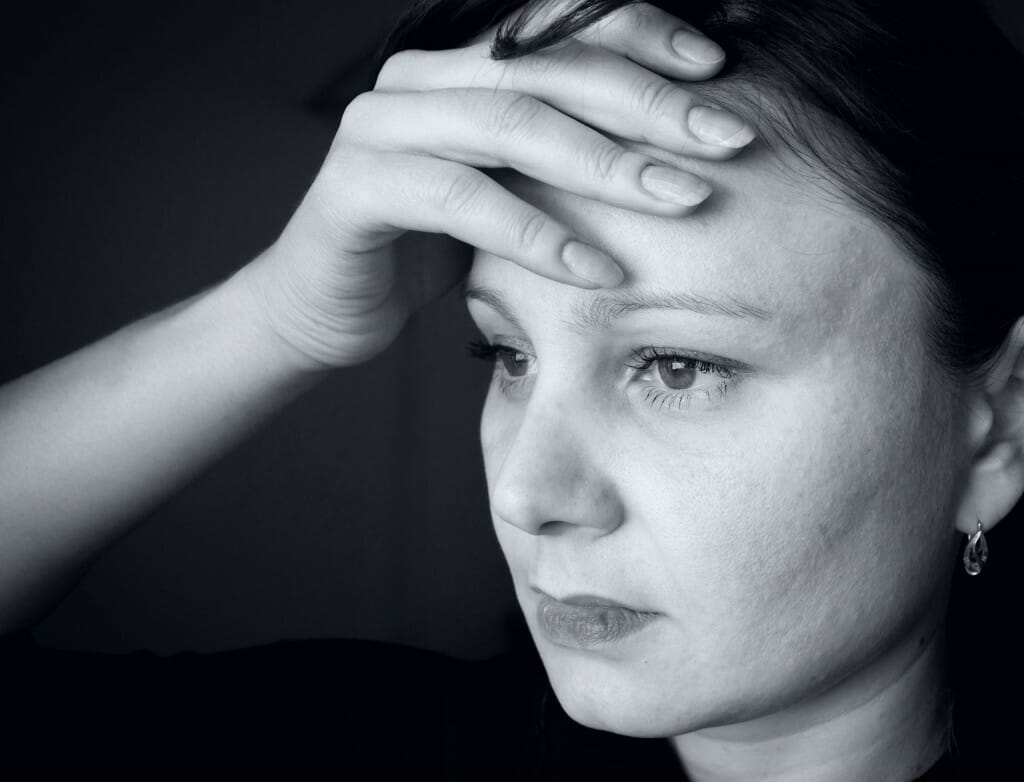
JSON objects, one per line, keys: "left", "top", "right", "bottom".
{"left": 535, "top": 638, "right": 792, "bottom": 740}
{"left": 536, "top": 646, "right": 706, "bottom": 738}
{"left": 547, "top": 670, "right": 783, "bottom": 742}
{"left": 547, "top": 674, "right": 697, "bottom": 738}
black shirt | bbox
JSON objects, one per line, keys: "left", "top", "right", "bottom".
{"left": 0, "top": 634, "right": 978, "bottom": 780}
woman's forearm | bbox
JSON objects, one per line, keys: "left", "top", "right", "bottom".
{"left": 0, "top": 11, "right": 746, "bottom": 635}
{"left": 0, "top": 267, "right": 319, "bottom": 632}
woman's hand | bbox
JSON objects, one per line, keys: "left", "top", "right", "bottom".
{"left": 243, "top": 3, "right": 755, "bottom": 371}
{"left": 0, "top": 3, "right": 754, "bottom": 632}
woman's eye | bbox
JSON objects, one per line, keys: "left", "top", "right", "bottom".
{"left": 498, "top": 348, "right": 530, "bottom": 378}
{"left": 466, "top": 340, "right": 536, "bottom": 398}
{"left": 466, "top": 340, "right": 744, "bottom": 412}
{"left": 656, "top": 358, "right": 699, "bottom": 391}
{"left": 629, "top": 348, "right": 742, "bottom": 412}
{"left": 466, "top": 340, "right": 533, "bottom": 379}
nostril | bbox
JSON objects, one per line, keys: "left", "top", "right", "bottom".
{"left": 536, "top": 519, "right": 574, "bottom": 536}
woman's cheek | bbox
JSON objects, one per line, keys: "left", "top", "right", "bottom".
{"left": 479, "top": 386, "right": 519, "bottom": 485}
{"left": 675, "top": 374, "right": 953, "bottom": 662}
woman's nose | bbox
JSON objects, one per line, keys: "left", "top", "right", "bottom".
{"left": 486, "top": 400, "right": 625, "bottom": 537}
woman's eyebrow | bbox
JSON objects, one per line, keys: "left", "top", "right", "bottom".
{"left": 462, "top": 282, "right": 526, "bottom": 330}
{"left": 462, "top": 282, "right": 772, "bottom": 331}
{"left": 569, "top": 288, "right": 773, "bottom": 330}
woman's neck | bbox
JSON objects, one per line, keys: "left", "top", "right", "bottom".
{"left": 671, "top": 627, "right": 951, "bottom": 782}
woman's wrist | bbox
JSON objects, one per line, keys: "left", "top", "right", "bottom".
{"left": 223, "top": 243, "right": 352, "bottom": 378}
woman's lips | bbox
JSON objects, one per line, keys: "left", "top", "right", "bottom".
{"left": 535, "top": 592, "right": 660, "bottom": 649}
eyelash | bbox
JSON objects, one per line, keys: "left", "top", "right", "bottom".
{"left": 465, "top": 340, "right": 533, "bottom": 396}
{"left": 465, "top": 340, "right": 742, "bottom": 412}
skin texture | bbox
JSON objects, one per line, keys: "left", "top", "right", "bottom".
{"left": 465, "top": 142, "right": 970, "bottom": 778}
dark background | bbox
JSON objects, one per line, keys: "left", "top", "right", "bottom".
{"left": 2, "top": 1, "right": 1022, "bottom": 660}
{"left": 2, "top": 0, "right": 514, "bottom": 659}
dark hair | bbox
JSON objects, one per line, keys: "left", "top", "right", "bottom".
{"left": 381, "top": 0, "right": 1024, "bottom": 377}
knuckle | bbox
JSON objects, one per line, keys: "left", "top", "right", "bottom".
{"left": 629, "top": 2, "right": 663, "bottom": 34}
{"left": 584, "top": 1, "right": 659, "bottom": 43}
{"left": 436, "top": 171, "right": 488, "bottom": 215}
{"left": 610, "top": 1, "right": 657, "bottom": 35}
{"left": 583, "top": 141, "right": 625, "bottom": 182}
{"left": 337, "top": 91, "right": 379, "bottom": 137}
{"left": 631, "top": 77, "right": 680, "bottom": 120}
{"left": 375, "top": 50, "right": 415, "bottom": 89}
{"left": 481, "top": 92, "right": 543, "bottom": 139}
{"left": 506, "top": 209, "right": 549, "bottom": 252}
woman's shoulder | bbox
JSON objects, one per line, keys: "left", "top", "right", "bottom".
{"left": 0, "top": 632, "right": 536, "bottom": 732}
{"left": 1, "top": 633, "right": 553, "bottom": 772}
{"left": 0, "top": 633, "right": 1000, "bottom": 780}
{"left": 0, "top": 631, "right": 680, "bottom": 778}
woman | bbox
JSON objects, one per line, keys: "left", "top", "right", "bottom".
{"left": 2, "top": 0, "right": 1022, "bottom": 779}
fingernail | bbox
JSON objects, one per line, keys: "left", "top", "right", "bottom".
{"left": 688, "top": 105, "right": 756, "bottom": 148}
{"left": 562, "top": 241, "right": 624, "bottom": 287}
{"left": 671, "top": 30, "right": 725, "bottom": 65}
{"left": 640, "top": 166, "right": 712, "bottom": 207}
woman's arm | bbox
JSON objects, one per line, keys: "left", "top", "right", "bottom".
{"left": 0, "top": 3, "right": 751, "bottom": 633}
{"left": 0, "top": 273, "right": 315, "bottom": 631}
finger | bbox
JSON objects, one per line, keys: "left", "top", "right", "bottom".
{"left": 341, "top": 88, "right": 711, "bottom": 214}
{"left": 573, "top": 2, "right": 726, "bottom": 81}
{"left": 375, "top": 42, "right": 755, "bottom": 159}
{"left": 334, "top": 151, "right": 625, "bottom": 288}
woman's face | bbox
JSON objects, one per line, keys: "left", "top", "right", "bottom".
{"left": 465, "top": 141, "right": 967, "bottom": 737}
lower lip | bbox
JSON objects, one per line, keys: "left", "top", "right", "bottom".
{"left": 536, "top": 595, "right": 659, "bottom": 649}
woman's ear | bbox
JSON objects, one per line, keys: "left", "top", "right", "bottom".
{"left": 955, "top": 316, "right": 1024, "bottom": 534}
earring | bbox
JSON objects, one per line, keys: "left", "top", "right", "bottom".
{"left": 963, "top": 520, "right": 989, "bottom": 576}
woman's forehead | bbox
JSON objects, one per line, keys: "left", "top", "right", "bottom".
{"left": 474, "top": 150, "right": 923, "bottom": 342}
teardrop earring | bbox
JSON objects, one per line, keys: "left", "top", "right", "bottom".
{"left": 963, "top": 520, "right": 988, "bottom": 576}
